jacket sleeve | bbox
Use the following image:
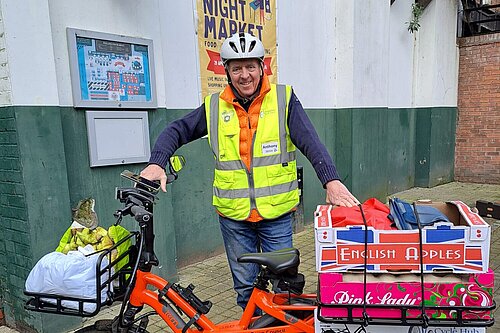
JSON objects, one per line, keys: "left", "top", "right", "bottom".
{"left": 287, "top": 90, "right": 341, "bottom": 187}
{"left": 149, "top": 104, "right": 208, "bottom": 168}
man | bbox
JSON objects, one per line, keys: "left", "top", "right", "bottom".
{"left": 140, "top": 33, "right": 359, "bottom": 310}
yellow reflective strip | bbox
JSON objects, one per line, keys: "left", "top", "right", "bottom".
{"left": 253, "top": 152, "right": 295, "bottom": 167}
{"left": 209, "top": 93, "right": 219, "bottom": 155}
{"left": 213, "top": 187, "right": 250, "bottom": 199}
{"left": 254, "top": 180, "right": 298, "bottom": 198}
{"left": 216, "top": 160, "right": 245, "bottom": 170}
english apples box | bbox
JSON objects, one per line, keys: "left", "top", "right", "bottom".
{"left": 317, "top": 270, "right": 494, "bottom": 322}
{"left": 315, "top": 201, "right": 490, "bottom": 274}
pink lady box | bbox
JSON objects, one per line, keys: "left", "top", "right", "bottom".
{"left": 317, "top": 270, "right": 494, "bottom": 322}
{"left": 315, "top": 201, "right": 491, "bottom": 274}
{"left": 314, "top": 312, "right": 487, "bottom": 333}
{"left": 314, "top": 309, "right": 487, "bottom": 333}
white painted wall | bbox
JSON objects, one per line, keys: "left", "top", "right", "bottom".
{"left": 0, "top": 4, "right": 11, "bottom": 106}
{"left": 413, "top": 0, "right": 459, "bottom": 107}
{"left": 0, "top": 0, "right": 459, "bottom": 109}
{"left": 388, "top": 0, "right": 414, "bottom": 108}
{"left": 332, "top": 1, "right": 355, "bottom": 108}
{"left": 277, "top": 1, "right": 336, "bottom": 108}
{"left": 352, "top": 1, "right": 390, "bottom": 108}
{"left": 0, "top": 0, "right": 59, "bottom": 106}
{"left": 159, "top": 0, "right": 201, "bottom": 109}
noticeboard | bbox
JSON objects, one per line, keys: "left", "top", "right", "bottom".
{"left": 85, "top": 110, "right": 151, "bottom": 167}
{"left": 67, "top": 28, "right": 157, "bottom": 109}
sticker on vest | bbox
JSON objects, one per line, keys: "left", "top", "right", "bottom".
{"left": 262, "top": 142, "right": 279, "bottom": 155}
{"left": 221, "top": 110, "right": 234, "bottom": 123}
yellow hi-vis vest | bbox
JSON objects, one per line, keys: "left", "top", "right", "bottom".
{"left": 205, "top": 84, "right": 299, "bottom": 221}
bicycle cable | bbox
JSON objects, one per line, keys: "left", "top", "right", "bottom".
{"left": 358, "top": 203, "right": 370, "bottom": 328}
{"left": 413, "top": 202, "right": 429, "bottom": 329}
{"left": 118, "top": 224, "right": 145, "bottom": 328}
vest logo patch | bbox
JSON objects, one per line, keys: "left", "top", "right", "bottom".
{"left": 260, "top": 109, "right": 275, "bottom": 118}
{"left": 221, "top": 110, "right": 234, "bottom": 122}
{"left": 262, "top": 142, "right": 279, "bottom": 155}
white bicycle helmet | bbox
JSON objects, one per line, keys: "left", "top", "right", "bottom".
{"left": 220, "top": 33, "right": 265, "bottom": 66}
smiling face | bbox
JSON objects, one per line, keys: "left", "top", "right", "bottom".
{"left": 227, "top": 58, "right": 263, "bottom": 99}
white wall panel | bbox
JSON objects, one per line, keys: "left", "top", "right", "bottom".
{"left": 352, "top": 1, "right": 390, "bottom": 108}
{"left": 388, "top": 0, "right": 414, "bottom": 108}
{"left": 332, "top": 1, "right": 355, "bottom": 108}
{"left": 414, "top": 0, "right": 458, "bottom": 107}
{"left": 0, "top": 0, "right": 59, "bottom": 105}
{"left": 277, "top": 1, "right": 336, "bottom": 108}
{"left": 159, "top": 0, "right": 201, "bottom": 109}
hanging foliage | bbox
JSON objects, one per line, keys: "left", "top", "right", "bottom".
{"left": 407, "top": 3, "right": 424, "bottom": 33}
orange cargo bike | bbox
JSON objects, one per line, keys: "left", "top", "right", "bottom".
{"left": 24, "top": 157, "right": 495, "bottom": 333}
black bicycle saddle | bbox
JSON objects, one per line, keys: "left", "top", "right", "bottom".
{"left": 237, "top": 248, "right": 300, "bottom": 275}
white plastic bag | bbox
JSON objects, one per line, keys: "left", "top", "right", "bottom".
{"left": 25, "top": 247, "right": 111, "bottom": 313}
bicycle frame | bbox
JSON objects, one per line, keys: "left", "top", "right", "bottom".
{"left": 111, "top": 183, "right": 317, "bottom": 333}
{"left": 127, "top": 269, "right": 316, "bottom": 333}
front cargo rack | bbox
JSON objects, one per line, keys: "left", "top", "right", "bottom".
{"left": 24, "top": 231, "right": 138, "bottom": 317}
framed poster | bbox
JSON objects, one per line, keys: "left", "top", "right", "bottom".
{"left": 67, "top": 28, "right": 157, "bottom": 109}
{"left": 85, "top": 111, "right": 151, "bottom": 167}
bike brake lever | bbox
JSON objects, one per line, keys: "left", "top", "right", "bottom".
{"left": 114, "top": 212, "right": 123, "bottom": 226}
{"left": 114, "top": 203, "right": 132, "bottom": 221}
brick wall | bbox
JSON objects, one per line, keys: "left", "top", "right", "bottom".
{"left": 455, "top": 33, "right": 500, "bottom": 184}
{"left": 0, "top": 108, "right": 33, "bottom": 328}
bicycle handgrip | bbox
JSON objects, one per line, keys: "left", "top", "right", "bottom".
{"left": 166, "top": 173, "right": 177, "bottom": 184}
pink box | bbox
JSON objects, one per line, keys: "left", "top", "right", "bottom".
{"left": 315, "top": 201, "right": 491, "bottom": 274}
{"left": 318, "top": 270, "right": 494, "bottom": 321}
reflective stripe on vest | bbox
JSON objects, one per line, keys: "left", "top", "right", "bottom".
{"left": 205, "top": 84, "right": 299, "bottom": 220}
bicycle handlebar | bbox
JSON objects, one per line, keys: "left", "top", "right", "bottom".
{"left": 115, "top": 157, "right": 185, "bottom": 270}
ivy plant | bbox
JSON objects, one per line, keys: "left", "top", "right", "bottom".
{"left": 407, "top": 3, "right": 424, "bottom": 33}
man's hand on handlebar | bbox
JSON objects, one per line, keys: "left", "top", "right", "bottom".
{"left": 140, "top": 164, "right": 168, "bottom": 192}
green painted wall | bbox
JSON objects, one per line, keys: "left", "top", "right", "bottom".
{"left": 299, "top": 107, "right": 417, "bottom": 219}
{"left": 415, "top": 107, "right": 457, "bottom": 187}
{"left": 0, "top": 105, "right": 456, "bottom": 332}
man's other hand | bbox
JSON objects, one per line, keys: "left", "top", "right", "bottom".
{"left": 325, "top": 180, "right": 360, "bottom": 207}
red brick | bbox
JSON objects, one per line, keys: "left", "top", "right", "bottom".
{"left": 456, "top": 33, "right": 500, "bottom": 184}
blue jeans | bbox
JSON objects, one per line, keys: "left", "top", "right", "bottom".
{"left": 219, "top": 212, "right": 293, "bottom": 310}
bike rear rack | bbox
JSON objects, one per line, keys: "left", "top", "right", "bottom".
{"left": 24, "top": 231, "right": 139, "bottom": 317}
{"left": 316, "top": 301, "right": 496, "bottom": 327}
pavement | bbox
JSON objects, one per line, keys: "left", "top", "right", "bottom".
{"left": 2, "top": 182, "right": 500, "bottom": 332}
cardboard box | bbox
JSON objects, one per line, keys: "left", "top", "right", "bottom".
{"left": 317, "top": 270, "right": 494, "bottom": 322}
{"left": 315, "top": 201, "right": 491, "bottom": 274}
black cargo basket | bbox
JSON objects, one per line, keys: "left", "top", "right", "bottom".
{"left": 316, "top": 298, "right": 496, "bottom": 327}
{"left": 24, "top": 231, "right": 139, "bottom": 317}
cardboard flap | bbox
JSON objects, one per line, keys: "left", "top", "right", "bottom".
{"left": 448, "top": 200, "right": 489, "bottom": 241}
